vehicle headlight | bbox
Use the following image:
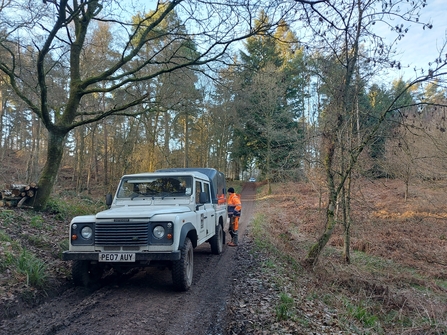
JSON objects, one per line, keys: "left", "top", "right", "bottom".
{"left": 153, "top": 225, "right": 165, "bottom": 239}
{"left": 81, "top": 226, "right": 93, "bottom": 239}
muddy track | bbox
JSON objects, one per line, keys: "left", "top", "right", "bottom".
{"left": 0, "top": 183, "right": 257, "bottom": 335}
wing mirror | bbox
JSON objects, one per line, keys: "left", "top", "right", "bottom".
{"left": 106, "top": 193, "right": 113, "bottom": 208}
{"left": 196, "top": 192, "right": 209, "bottom": 210}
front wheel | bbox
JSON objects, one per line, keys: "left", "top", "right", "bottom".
{"left": 210, "top": 224, "right": 224, "bottom": 255}
{"left": 172, "top": 237, "right": 194, "bottom": 291}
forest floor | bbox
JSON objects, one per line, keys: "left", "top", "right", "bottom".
{"left": 0, "top": 178, "right": 447, "bottom": 334}
{"left": 228, "top": 177, "right": 447, "bottom": 334}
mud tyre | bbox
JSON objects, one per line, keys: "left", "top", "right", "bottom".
{"left": 72, "top": 260, "right": 103, "bottom": 287}
{"left": 172, "top": 237, "right": 193, "bottom": 291}
{"left": 210, "top": 223, "right": 224, "bottom": 255}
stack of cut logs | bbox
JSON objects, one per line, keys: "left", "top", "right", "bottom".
{"left": 0, "top": 183, "right": 38, "bottom": 208}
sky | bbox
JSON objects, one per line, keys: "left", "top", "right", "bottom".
{"left": 381, "top": 0, "right": 447, "bottom": 81}
{"left": 117, "top": 0, "right": 445, "bottom": 82}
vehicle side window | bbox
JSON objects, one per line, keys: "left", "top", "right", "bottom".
{"left": 195, "top": 181, "right": 202, "bottom": 204}
{"left": 203, "top": 183, "right": 211, "bottom": 203}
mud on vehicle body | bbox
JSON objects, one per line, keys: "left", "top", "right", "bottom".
{"left": 63, "top": 168, "right": 227, "bottom": 291}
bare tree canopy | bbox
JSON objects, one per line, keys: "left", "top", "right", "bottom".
{"left": 294, "top": 0, "right": 447, "bottom": 265}
{"left": 0, "top": 0, "right": 301, "bottom": 209}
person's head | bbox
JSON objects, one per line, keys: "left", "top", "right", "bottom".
{"left": 228, "top": 187, "right": 234, "bottom": 194}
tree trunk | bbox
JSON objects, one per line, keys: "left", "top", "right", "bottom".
{"left": 86, "top": 125, "right": 96, "bottom": 194}
{"left": 305, "top": 137, "right": 338, "bottom": 266}
{"left": 343, "top": 223, "right": 351, "bottom": 263}
{"left": 305, "top": 201, "right": 337, "bottom": 266}
{"left": 184, "top": 113, "right": 189, "bottom": 168}
{"left": 0, "top": 88, "right": 3, "bottom": 151}
{"left": 32, "top": 117, "right": 42, "bottom": 182}
{"left": 103, "top": 118, "right": 108, "bottom": 188}
{"left": 33, "top": 131, "right": 66, "bottom": 211}
{"left": 76, "top": 127, "right": 85, "bottom": 193}
{"left": 404, "top": 167, "right": 410, "bottom": 201}
{"left": 163, "top": 112, "right": 171, "bottom": 168}
{"left": 146, "top": 111, "right": 159, "bottom": 172}
{"left": 342, "top": 172, "right": 352, "bottom": 264}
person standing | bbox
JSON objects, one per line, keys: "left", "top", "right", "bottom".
{"left": 227, "top": 187, "right": 241, "bottom": 247}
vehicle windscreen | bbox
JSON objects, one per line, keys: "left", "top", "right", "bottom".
{"left": 117, "top": 176, "right": 193, "bottom": 199}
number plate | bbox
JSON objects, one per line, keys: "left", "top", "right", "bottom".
{"left": 98, "top": 253, "right": 135, "bottom": 262}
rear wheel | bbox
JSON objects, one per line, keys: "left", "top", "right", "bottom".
{"left": 210, "top": 224, "right": 223, "bottom": 255}
{"left": 172, "top": 237, "right": 193, "bottom": 291}
{"left": 72, "top": 260, "right": 103, "bottom": 287}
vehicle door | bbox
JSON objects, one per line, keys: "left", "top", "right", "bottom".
{"left": 201, "top": 181, "right": 215, "bottom": 238}
{"left": 195, "top": 180, "right": 214, "bottom": 242}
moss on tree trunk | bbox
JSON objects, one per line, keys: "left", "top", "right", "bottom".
{"left": 33, "top": 132, "right": 66, "bottom": 211}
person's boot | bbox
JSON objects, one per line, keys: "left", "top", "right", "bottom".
{"left": 227, "top": 233, "right": 237, "bottom": 247}
{"left": 227, "top": 232, "right": 238, "bottom": 246}
{"left": 233, "top": 232, "right": 238, "bottom": 246}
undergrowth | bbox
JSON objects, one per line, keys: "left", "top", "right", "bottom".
{"left": 0, "top": 195, "right": 105, "bottom": 292}
{"left": 250, "top": 182, "right": 447, "bottom": 334}
{"left": 44, "top": 193, "right": 107, "bottom": 220}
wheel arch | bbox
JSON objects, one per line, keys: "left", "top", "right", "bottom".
{"left": 179, "top": 222, "right": 198, "bottom": 248}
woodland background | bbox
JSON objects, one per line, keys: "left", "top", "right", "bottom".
{"left": 1, "top": 0, "right": 447, "bottom": 263}
{"left": 1, "top": 2, "right": 447, "bottom": 332}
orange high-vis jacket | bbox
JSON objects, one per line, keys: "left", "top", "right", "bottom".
{"left": 227, "top": 193, "right": 241, "bottom": 217}
{"left": 217, "top": 193, "right": 226, "bottom": 205}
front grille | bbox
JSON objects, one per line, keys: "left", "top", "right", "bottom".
{"left": 95, "top": 221, "right": 149, "bottom": 246}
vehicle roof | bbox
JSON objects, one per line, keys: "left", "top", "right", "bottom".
{"left": 156, "top": 168, "right": 223, "bottom": 180}
{"left": 121, "top": 171, "right": 209, "bottom": 180}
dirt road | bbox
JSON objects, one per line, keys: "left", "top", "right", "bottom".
{"left": 0, "top": 183, "right": 257, "bottom": 335}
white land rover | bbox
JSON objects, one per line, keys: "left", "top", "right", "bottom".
{"left": 63, "top": 168, "right": 227, "bottom": 291}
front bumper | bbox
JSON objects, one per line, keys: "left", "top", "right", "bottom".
{"left": 62, "top": 251, "right": 181, "bottom": 261}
